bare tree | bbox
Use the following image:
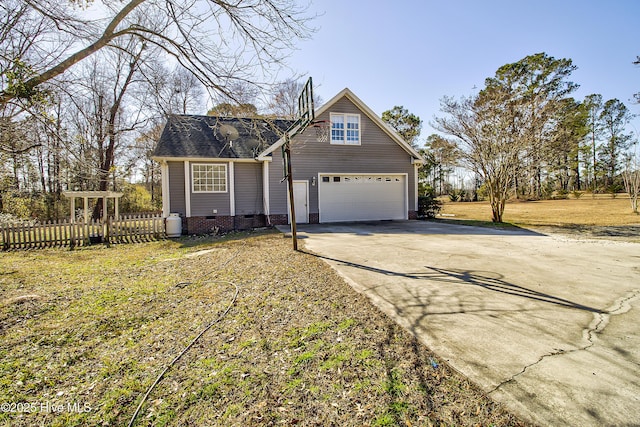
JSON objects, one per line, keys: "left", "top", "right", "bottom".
{"left": 1, "top": 0, "right": 79, "bottom": 109}
{"left": 145, "top": 64, "right": 204, "bottom": 116}
{"left": 52, "top": 33, "right": 150, "bottom": 218}
{"left": 622, "top": 151, "right": 640, "bottom": 214}
{"left": 434, "top": 92, "right": 526, "bottom": 222}
{"left": 624, "top": 57, "right": 640, "bottom": 212}
{"left": 1, "top": 1, "right": 313, "bottom": 219}
{"left": 423, "top": 134, "right": 459, "bottom": 195}
{"left": 484, "top": 53, "right": 577, "bottom": 199}
{"left": 435, "top": 53, "right": 580, "bottom": 222}
{"left": 0, "top": 0, "right": 313, "bottom": 107}
{"left": 207, "top": 80, "right": 261, "bottom": 117}
{"left": 267, "top": 78, "right": 323, "bottom": 119}
{"left": 90, "top": 39, "right": 147, "bottom": 218}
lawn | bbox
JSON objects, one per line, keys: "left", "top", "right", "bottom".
{"left": 440, "top": 195, "right": 640, "bottom": 237}
{"left": 0, "top": 231, "right": 528, "bottom": 427}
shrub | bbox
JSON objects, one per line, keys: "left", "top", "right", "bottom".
{"left": 120, "top": 184, "right": 156, "bottom": 213}
{"left": 448, "top": 188, "right": 468, "bottom": 202}
{"left": 476, "top": 183, "right": 488, "bottom": 201}
{"left": 552, "top": 189, "right": 569, "bottom": 200}
{"left": 418, "top": 183, "right": 435, "bottom": 198}
{"left": 1, "top": 191, "right": 31, "bottom": 219}
{"left": 607, "top": 183, "right": 623, "bottom": 198}
{"left": 0, "top": 212, "right": 34, "bottom": 227}
{"left": 417, "top": 194, "right": 442, "bottom": 219}
{"left": 572, "top": 190, "right": 584, "bottom": 199}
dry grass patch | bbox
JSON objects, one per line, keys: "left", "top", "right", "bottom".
{"left": 440, "top": 197, "right": 640, "bottom": 241}
{"left": 441, "top": 196, "right": 639, "bottom": 226}
{"left": 0, "top": 232, "right": 529, "bottom": 427}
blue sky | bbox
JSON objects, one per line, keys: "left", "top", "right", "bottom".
{"left": 286, "top": 0, "right": 640, "bottom": 141}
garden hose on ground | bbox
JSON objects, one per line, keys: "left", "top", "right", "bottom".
{"left": 128, "top": 245, "right": 244, "bottom": 427}
{"left": 127, "top": 280, "right": 239, "bottom": 427}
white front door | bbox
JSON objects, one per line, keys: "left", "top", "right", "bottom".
{"left": 289, "top": 180, "right": 309, "bottom": 224}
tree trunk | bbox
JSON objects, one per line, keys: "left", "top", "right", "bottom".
{"left": 490, "top": 197, "right": 504, "bottom": 222}
{"left": 489, "top": 183, "right": 506, "bottom": 222}
{"left": 592, "top": 133, "right": 598, "bottom": 191}
{"left": 91, "top": 41, "right": 143, "bottom": 220}
{"left": 37, "top": 146, "right": 46, "bottom": 193}
{"left": 573, "top": 150, "right": 581, "bottom": 190}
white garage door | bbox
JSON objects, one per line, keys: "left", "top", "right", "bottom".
{"left": 319, "top": 174, "right": 407, "bottom": 222}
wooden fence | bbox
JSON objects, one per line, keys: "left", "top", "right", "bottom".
{"left": 0, "top": 214, "right": 166, "bottom": 250}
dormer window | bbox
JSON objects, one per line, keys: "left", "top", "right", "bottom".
{"left": 330, "top": 113, "right": 360, "bottom": 145}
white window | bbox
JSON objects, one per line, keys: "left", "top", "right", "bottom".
{"left": 330, "top": 113, "right": 360, "bottom": 145}
{"left": 192, "top": 163, "right": 227, "bottom": 193}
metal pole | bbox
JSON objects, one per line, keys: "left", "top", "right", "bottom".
{"left": 284, "top": 137, "right": 298, "bottom": 251}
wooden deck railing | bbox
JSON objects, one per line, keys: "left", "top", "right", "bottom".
{"left": 0, "top": 214, "right": 165, "bottom": 250}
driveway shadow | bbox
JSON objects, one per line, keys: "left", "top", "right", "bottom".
{"left": 293, "top": 220, "right": 546, "bottom": 237}
{"left": 302, "top": 251, "right": 605, "bottom": 314}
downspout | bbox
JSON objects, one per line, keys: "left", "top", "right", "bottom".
{"left": 160, "top": 160, "right": 170, "bottom": 218}
{"left": 262, "top": 160, "right": 271, "bottom": 226}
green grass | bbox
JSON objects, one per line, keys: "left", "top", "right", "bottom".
{"left": 0, "top": 232, "right": 529, "bottom": 426}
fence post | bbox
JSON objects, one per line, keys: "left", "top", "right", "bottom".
{"left": 105, "top": 217, "right": 111, "bottom": 247}
{"left": 70, "top": 220, "right": 75, "bottom": 250}
{"left": 1, "top": 226, "right": 7, "bottom": 251}
{"left": 1, "top": 213, "right": 165, "bottom": 251}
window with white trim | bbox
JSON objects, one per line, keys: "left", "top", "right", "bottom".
{"left": 192, "top": 163, "right": 227, "bottom": 193}
{"left": 330, "top": 113, "right": 360, "bottom": 145}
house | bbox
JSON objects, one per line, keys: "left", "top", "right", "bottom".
{"left": 152, "top": 88, "right": 424, "bottom": 234}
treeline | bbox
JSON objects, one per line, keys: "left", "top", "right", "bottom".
{"left": 0, "top": 55, "right": 201, "bottom": 220}
{"left": 0, "top": 0, "right": 312, "bottom": 222}
{"left": 428, "top": 53, "right": 639, "bottom": 221}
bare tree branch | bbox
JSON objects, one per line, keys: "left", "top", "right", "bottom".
{"left": 1, "top": 0, "right": 314, "bottom": 106}
{"left": 0, "top": 0, "right": 145, "bottom": 105}
{"left": 0, "top": 142, "right": 42, "bottom": 154}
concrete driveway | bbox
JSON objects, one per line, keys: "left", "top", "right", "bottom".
{"left": 290, "top": 221, "right": 640, "bottom": 427}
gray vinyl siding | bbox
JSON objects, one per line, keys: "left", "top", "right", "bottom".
{"left": 189, "top": 162, "right": 231, "bottom": 216}
{"left": 168, "top": 161, "right": 186, "bottom": 215}
{"left": 269, "top": 149, "right": 289, "bottom": 214}
{"left": 269, "top": 97, "right": 416, "bottom": 214}
{"left": 235, "top": 162, "right": 263, "bottom": 215}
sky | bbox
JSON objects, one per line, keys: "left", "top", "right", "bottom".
{"left": 284, "top": 0, "right": 640, "bottom": 141}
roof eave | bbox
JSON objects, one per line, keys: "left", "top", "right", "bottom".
{"left": 152, "top": 156, "right": 261, "bottom": 163}
{"left": 325, "top": 89, "right": 424, "bottom": 161}
{"left": 255, "top": 88, "right": 424, "bottom": 163}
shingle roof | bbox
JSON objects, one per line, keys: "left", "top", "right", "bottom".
{"left": 153, "top": 115, "right": 294, "bottom": 159}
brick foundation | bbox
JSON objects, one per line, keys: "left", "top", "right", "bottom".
{"left": 182, "top": 210, "right": 414, "bottom": 234}
{"left": 265, "top": 213, "right": 318, "bottom": 225}
{"left": 186, "top": 216, "right": 234, "bottom": 234}
{"left": 184, "top": 214, "right": 268, "bottom": 234}
{"left": 234, "top": 214, "right": 267, "bottom": 230}
{"left": 267, "top": 214, "right": 288, "bottom": 226}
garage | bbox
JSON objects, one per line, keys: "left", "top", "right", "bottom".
{"left": 318, "top": 174, "right": 407, "bottom": 222}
